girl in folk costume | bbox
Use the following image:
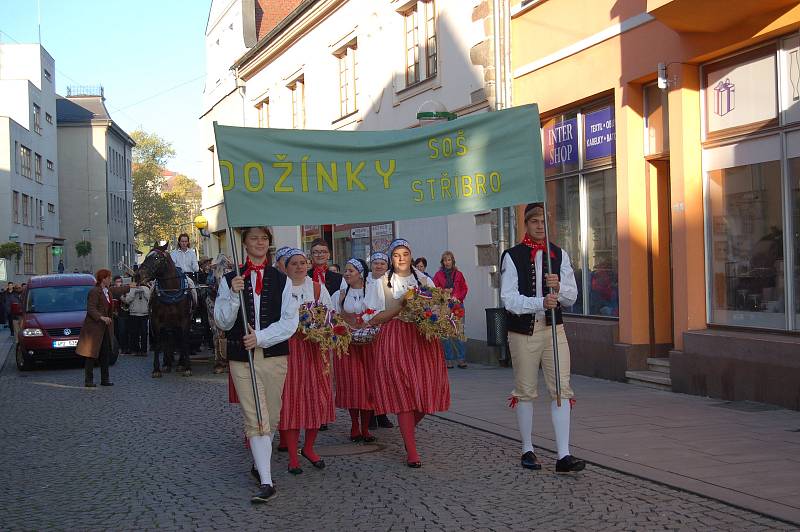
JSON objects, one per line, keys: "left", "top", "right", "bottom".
{"left": 332, "top": 258, "right": 376, "bottom": 443}
{"left": 214, "top": 226, "right": 299, "bottom": 504}
{"left": 365, "top": 251, "right": 394, "bottom": 430}
{"left": 362, "top": 239, "right": 451, "bottom": 467}
{"left": 279, "top": 249, "right": 336, "bottom": 474}
{"left": 273, "top": 246, "right": 291, "bottom": 274}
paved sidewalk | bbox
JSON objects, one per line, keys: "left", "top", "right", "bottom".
{"left": 438, "top": 364, "right": 800, "bottom": 525}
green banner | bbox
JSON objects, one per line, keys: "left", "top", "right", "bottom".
{"left": 213, "top": 104, "right": 544, "bottom": 227}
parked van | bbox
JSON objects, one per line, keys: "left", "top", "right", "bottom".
{"left": 14, "top": 274, "right": 118, "bottom": 370}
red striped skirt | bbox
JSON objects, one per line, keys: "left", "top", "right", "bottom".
{"left": 371, "top": 319, "right": 450, "bottom": 415}
{"left": 278, "top": 333, "right": 335, "bottom": 430}
{"left": 333, "top": 343, "right": 374, "bottom": 410}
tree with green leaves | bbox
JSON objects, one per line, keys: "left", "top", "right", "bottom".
{"left": 132, "top": 130, "right": 176, "bottom": 251}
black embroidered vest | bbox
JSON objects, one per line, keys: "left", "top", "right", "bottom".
{"left": 224, "top": 267, "right": 289, "bottom": 361}
{"left": 308, "top": 269, "right": 343, "bottom": 298}
{"left": 502, "top": 242, "right": 563, "bottom": 335}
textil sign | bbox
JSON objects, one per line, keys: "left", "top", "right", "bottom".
{"left": 584, "top": 107, "right": 616, "bottom": 160}
{"left": 213, "top": 104, "right": 545, "bottom": 227}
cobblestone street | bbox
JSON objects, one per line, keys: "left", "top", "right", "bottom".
{"left": 0, "top": 348, "right": 794, "bottom": 531}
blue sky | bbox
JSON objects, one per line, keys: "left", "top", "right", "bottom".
{"left": 0, "top": 0, "right": 210, "bottom": 179}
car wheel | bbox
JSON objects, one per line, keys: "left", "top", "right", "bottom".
{"left": 15, "top": 344, "right": 34, "bottom": 371}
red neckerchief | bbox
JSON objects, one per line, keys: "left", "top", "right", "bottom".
{"left": 521, "top": 233, "right": 551, "bottom": 263}
{"left": 241, "top": 258, "right": 266, "bottom": 295}
{"left": 312, "top": 265, "right": 328, "bottom": 284}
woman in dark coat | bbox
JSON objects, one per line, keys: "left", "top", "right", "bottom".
{"left": 76, "top": 269, "right": 128, "bottom": 387}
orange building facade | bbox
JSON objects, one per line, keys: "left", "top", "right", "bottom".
{"left": 511, "top": 0, "right": 800, "bottom": 409}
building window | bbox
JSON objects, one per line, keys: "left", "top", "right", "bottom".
{"left": 20, "top": 145, "right": 32, "bottom": 178}
{"left": 336, "top": 42, "right": 358, "bottom": 119}
{"left": 45, "top": 112, "right": 53, "bottom": 125}
{"left": 402, "top": 1, "right": 437, "bottom": 87}
{"left": 48, "top": 202, "right": 55, "bottom": 214}
{"left": 12, "top": 191, "right": 19, "bottom": 224}
{"left": 541, "top": 102, "right": 618, "bottom": 317}
{"left": 47, "top": 159, "right": 54, "bottom": 171}
{"left": 37, "top": 199, "right": 44, "bottom": 229}
{"left": 23, "top": 244, "right": 34, "bottom": 274}
{"left": 701, "top": 35, "right": 800, "bottom": 331}
{"left": 290, "top": 77, "right": 305, "bottom": 129}
{"left": 35, "top": 153, "right": 42, "bottom": 182}
{"left": 43, "top": 69, "right": 51, "bottom": 82}
{"left": 22, "top": 194, "right": 30, "bottom": 226}
{"left": 33, "top": 104, "right": 42, "bottom": 134}
{"left": 256, "top": 98, "right": 269, "bottom": 127}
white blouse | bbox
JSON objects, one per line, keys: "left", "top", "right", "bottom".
{"left": 332, "top": 286, "right": 367, "bottom": 314}
{"left": 363, "top": 268, "right": 434, "bottom": 314}
{"left": 290, "top": 276, "right": 333, "bottom": 308}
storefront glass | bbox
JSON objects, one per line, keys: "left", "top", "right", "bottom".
{"left": 547, "top": 177, "right": 583, "bottom": 313}
{"left": 586, "top": 169, "right": 619, "bottom": 317}
{"left": 541, "top": 101, "right": 617, "bottom": 317}
{"left": 707, "top": 160, "right": 785, "bottom": 328}
{"left": 791, "top": 157, "right": 800, "bottom": 330}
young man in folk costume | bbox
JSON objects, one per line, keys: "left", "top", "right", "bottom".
{"left": 214, "top": 226, "right": 299, "bottom": 503}
{"left": 501, "top": 203, "right": 585, "bottom": 473}
{"left": 308, "top": 238, "right": 343, "bottom": 298}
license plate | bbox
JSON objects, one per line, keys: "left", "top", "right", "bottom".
{"left": 53, "top": 339, "right": 78, "bottom": 348}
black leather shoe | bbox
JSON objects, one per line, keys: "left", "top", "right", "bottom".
{"left": 300, "top": 450, "right": 325, "bottom": 469}
{"left": 100, "top": 382, "right": 114, "bottom": 386}
{"left": 362, "top": 434, "right": 377, "bottom": 443}
{"left": 376, "top": 415, "right": 394, "bottom": 428}
{"left": 349, "top": 434, "right": 363, "bottom": 443}
{"left": 521, "top": 451, "right": 542, "bottom": 470}
{"left": 251, "top": 484, "right": 277, "bottom": 504}
{"left": 319, "top": 424, "right": 328, "bottom": 431}
{"left": 84, "top": 382, "right": 96, "bottom": 388}
{"left": 251, "top": 464, "right": 260, "bottom": 484}
{"left": 555, "top": 455, "right": 586, "bottom": 473}
{"left": 288, "top": 466, "right": 303, "bottom": 475}
{"left": 406, "top": 461, "right": 422, "bottom": 468}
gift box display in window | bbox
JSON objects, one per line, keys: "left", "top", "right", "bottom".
{"left": 714, "top": 78, "right": 735, "bottom": 117}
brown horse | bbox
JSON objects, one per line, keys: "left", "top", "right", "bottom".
{"left": 137, "top": 243, "right": 193, "bottom": 378}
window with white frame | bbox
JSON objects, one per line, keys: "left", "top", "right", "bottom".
{"left": 290, "top": 77, "right": 305, "bottom": 129}
{"left": 336, "top": 42, "right": 358, "bottom": 118}
{"left": 33, "top": 103, "right": 42, "bottom": 134}
{"left": 702, "top": 35, "right": 800, "bottom": 331}
{"left": 20, "top": 145, "right": 32, "bottom": 178}
{"left": 43, "top": 69, "right": 51, "bottom": 82}
{"left": 12, "top": 191, "right": 19, "bottom": 223}
{"left": 402, "top": 0, "right": 437, "bottom": 88}
{"left": 47, "top": 159, "right": 54, "bottom": 171}
{"left": 48, "top": 202, "right": 55, "bottom": 214}
{"left": 35, "top": 153, "right": 42, "bottom": 182}
{"left": 45, "top": 112, "right": 53, "bottom": 125}
{"left": 256, "top": 98, "right": 269, "bottom": 128}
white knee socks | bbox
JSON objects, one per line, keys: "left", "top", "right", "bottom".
{"left": 551, "top": 400, "right": 571, "bottom": 459}
{"left": 249, "top": 434, "right": 273, "bottom": 486}
{"left": 515, "top": 400, "right": 535, "bottom": 454}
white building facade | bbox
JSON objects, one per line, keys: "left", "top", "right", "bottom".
{"left": 0, "top": 44, "right": 62, "bottom": 282}
{"left": 199, "top": 0, "right": 512, "bottom": 358}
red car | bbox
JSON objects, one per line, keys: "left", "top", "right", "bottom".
{"left": 14, "top": 274, "right": 118, "bottom": 371}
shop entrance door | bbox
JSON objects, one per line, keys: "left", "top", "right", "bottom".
{"left": 646, "top": 158, "right": 674, "bottom": 356}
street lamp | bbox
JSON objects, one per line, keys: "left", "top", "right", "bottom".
{"left": 416, "top": 99, "right": 457, "bottom": 126}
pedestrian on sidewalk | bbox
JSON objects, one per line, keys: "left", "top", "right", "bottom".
{"left": 433, "top": 251, "right": 469, "bottom": 369}
{"left": 214, "top": 226, "right": 298, "bottom": 504}
{"left": 76, "top": 269, "right": 130, "bottom": 387}
{"left": 362, "top": 238, "right": 451, "bottom": 468}
{"left": 413, "top": 257, "right": 433, "bottom": 280}
{"left": 332, "top": 258, "right": 377, "bottom": 444}
{"left": 112, "top": 276, "right": 130, "bottom": 355}
{"left": 366, "top": 252, "right": 394, "bottom": 430}
{"left": 4, "top": 283, "right": 21, "bottom": 336}
{"left": 278, "top": 249, "right": 336, "bottom": 475}
{"left": 501, "top": 202, "right": 585, "bottom": 473}
{"left": 0, "top": 282, "right": 9, "bottom": 330}
{"left": 122, "top": 280, "right": 151, "bottom": 356}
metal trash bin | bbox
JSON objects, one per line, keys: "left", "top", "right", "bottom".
{"left": 485, "top": 307, "right": 508, "bottom": 347}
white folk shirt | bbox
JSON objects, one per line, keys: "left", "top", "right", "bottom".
{"left": 500, "top": 248, "right": 579, "bottom": 320}
{"left": 332, "top": 286, "right": 367, "bottom": 314}
{"left": 170, "top": 248, "right": 199, "bottom": 273}
{"left": 214, "top": 269, "right": 299, "bottom": 349}
{"left": 290, "top": 277, "right": 333, "bottom": 308}
{"left": 363, "top": 268, "right": 434, "bottom": 317}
